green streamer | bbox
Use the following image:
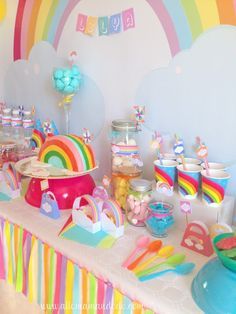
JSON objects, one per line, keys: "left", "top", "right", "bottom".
{"left": 89, "top": 273, "right": 97, "bottom": 314}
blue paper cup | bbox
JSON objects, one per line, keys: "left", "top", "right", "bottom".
{"left": 201, "top": 170, "right": 230, "bottom": 207}
{"left": 177, "top": 164, "right": 202, "bottom": 199}
{"left": 154, "top": 159, "right": 178, "bottom": 190}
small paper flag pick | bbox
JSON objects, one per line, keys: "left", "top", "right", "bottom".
{"left": 68, "top": 51, "right": 77, "bottom": 66}
{"left": 50, "top": 120, "right": 59, "bottom": 135}
{"left": 31, "top": 105, "right": 36, "bottom": 116}
{"left": 18, "top": 105, "right": 24, "bottom": 118}
{"left": 151, "top": 131, "right": 163, "bottom": 165}
{"left": 174, "top": 134, "right": 186, "bottom": 169}
{"left": 180, "top": 200, "right": 192, "bottom": 226}
{"left": 102, "top": 175, "right": 111, "bottom": 189}
{"left": 43, "top": 120, "right": 53, "bottom": 136}
{"left": 133, "top": 105, "right": 145, "bottom": 131}
{"left": 82, "top": 128, "right": 93, "bottom": 144}
{"left": 196, "top": 136, "right": 209, "bottom": 175}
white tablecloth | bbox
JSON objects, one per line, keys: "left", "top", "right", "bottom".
{"left": 0, "top": 196, "right": 212, "bottom": 314}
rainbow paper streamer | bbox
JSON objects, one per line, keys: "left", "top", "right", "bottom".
{"left": 154, "top": 165, "right": 175, "bottom": 188}
{"left": 178, "top": 171, "right": 199, "bottom": 198}
{"left": 202, "top": 176, "right": 227, "bottom": 205}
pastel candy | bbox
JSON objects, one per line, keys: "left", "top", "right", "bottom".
{"left": 216, "top": 236, "right": 236, "bottom": 250}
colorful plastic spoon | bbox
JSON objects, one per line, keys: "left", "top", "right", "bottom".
{"left": 127, "top": 240, "right": 162, "bottom": 270}
{"left": 136, "top": 253, "right": 186, "bottom": 277}
{"left": 122, "top": 235, "right": 150, "bottom": 268}
{"left": 139, "top": 262, "right": 195, "bottom": 282}
{"left": 133, "top": 245, "right": 174, "bottom": 274}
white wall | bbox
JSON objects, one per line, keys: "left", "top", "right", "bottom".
{"left": 0, "top": 1, "right": 236, "bottom": 222}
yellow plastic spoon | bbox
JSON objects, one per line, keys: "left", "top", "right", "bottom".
{"left": 133, "top": 245, "right": 174, "bottom": 274}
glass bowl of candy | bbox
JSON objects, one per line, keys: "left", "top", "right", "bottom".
{"left": 145, "top": 202, "right": 174, "bottom": 238}
{"left": 213, "top": 233, "right": 236, "bottom": 273}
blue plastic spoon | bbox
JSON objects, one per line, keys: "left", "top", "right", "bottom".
{"left": 139, "top": 262, "right": 195, "bottom": 282}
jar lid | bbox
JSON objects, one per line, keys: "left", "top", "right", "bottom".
{"left": 12, "top": 109, "right": 20, "bottom": 115}
{"left": 112, "top": 119, "right": 136, "bottom": 131}
{"left": 3, "top": 108, "right": 11, "bottom": 113}
{"left": 130, "top": 179, "right": 152, "bottom": 192}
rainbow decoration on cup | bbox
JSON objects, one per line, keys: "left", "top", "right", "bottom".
{"left": 102, "top": 200, "right": 124, "bottom": 227}
{"left": 31, "top": 129, "right": 45, "bottom": 148}
{"left": 178, "top": 171, "right": 198, "bottom": 197}
{"left": 202, "top": 176, "right": 225, "bottom": 205}
{"left": 38, "top": 134, "right": 96, "bottom": 173}
{"left": 154, "top": 160, "right": 178, "bottom": 187}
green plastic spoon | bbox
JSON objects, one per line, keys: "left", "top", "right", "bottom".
{"left": 136, "top": 253, "right": 186, "bottom": 278}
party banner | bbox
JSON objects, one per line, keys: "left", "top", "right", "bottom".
{"left": 76, "top": 8, "right": 135, "bottom": 36}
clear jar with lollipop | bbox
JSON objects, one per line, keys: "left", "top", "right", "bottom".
{"left": 111, "top": 119, "right": 143, "bottom": 210}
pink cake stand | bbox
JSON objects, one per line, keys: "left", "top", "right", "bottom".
{"left": 15, "top": 157, "right": 97, "bottom": 210}
{"left": 25, "top": 174, "right": 96, "bottom": 210}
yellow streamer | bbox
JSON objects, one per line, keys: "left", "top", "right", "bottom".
{"left": 65, "top": 259, "right": 74, "bottom": 314}
{"left": 113, "top": 289, "right": 123, "bottom": 314}
{"left": 5, "top": 221, "right": 13, "bottom": 285}
{"left": 0, "top": 0, "right": 6, "bottom": 22}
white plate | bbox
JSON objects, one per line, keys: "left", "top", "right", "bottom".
{"left": 15, "top": 156, "right": 98, "bottom": 179}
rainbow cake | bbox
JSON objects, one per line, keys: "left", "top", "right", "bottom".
{"left": 38, "top": 134, "right": 96, "bottom": 173}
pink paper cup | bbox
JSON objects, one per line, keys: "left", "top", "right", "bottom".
{"left": 177, "top": 164, "right": 202, "bottom": 199}
{"left": 201, "top": 170, "right": 230, "bottom": 207}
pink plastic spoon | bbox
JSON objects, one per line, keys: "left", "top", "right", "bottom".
{"left": 122, "top": 235, "right": 150, "bottom": 268}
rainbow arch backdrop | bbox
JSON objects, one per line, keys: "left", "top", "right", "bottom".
{"left": 146, "top": 0, "right": 236, "bottom": 56}
{"left": 13, "top": 0, "right": 236, "bottom": 61}
{"left": 13, "top": 0, "right": 80, "bottom": 61}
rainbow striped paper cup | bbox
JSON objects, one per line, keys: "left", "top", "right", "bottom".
{"left": 177, "top": 164, "right": 202, "bottom": 199}
{"left": 154, "top": 159, "right": 178, "bottom": 191}
{"left": 201, "top": 162, "right": 227, "bottom": 171}
{"left": 201, "top": 170, "right": 230, "bottom": 207}
{"left": 177, "top": 157, "right": 201, "bottom": 165}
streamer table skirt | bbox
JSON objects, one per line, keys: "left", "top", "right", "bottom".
{"left": 0, "top": 198, "right": 208, "bottom": 313}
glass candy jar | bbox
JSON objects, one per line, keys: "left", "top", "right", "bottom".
{"left": 126, "top": 179, "right": 152, "bottom": 226}
{"left": 111, "top": 119, "right": 143, "bottom": 210}
{"left": 145, "top": 202, "right": 174, "bottom": 237}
